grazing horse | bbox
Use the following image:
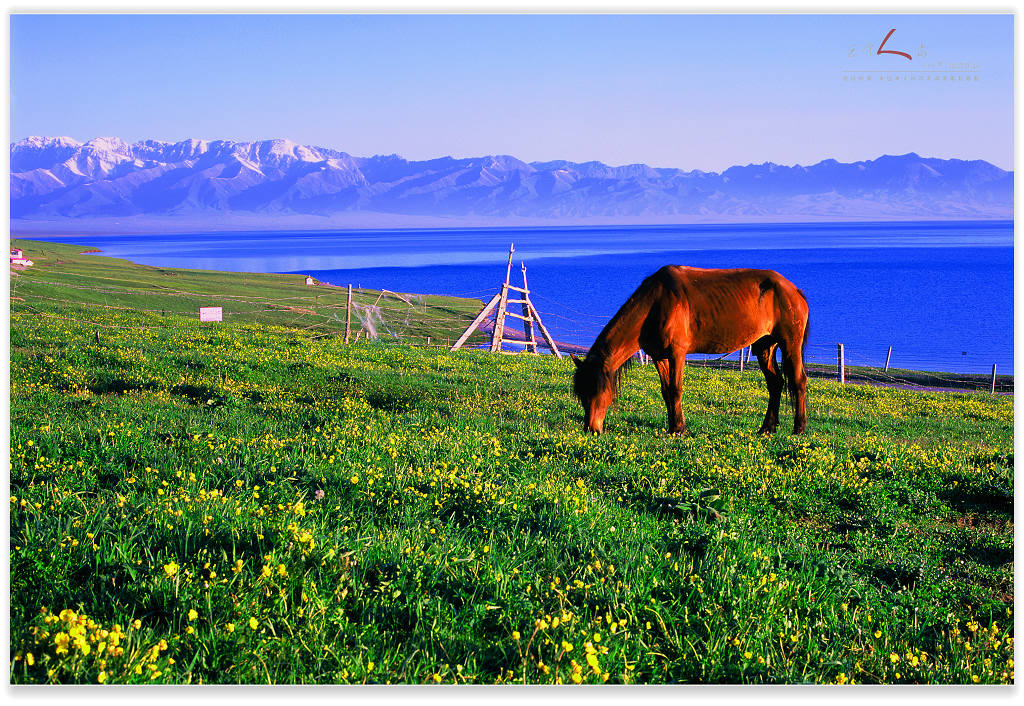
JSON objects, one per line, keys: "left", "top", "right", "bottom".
{"left": 572, "top": 265, "right": 809, "bottom": 435}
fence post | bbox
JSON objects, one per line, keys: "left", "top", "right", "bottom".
{"left": 884, "top": 346, "right": 892, "bottom": 372}
{"left": 837, "top": 343, "right": 845, "bottom": 385}
{"left": 345, "top": 284, "right": 352, "bottom": 344}
{"left": 991, "top": 363, "right": 997, "bottom": 394}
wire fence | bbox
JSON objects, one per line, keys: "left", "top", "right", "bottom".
{"left": 10, "top": 271, "right": 1012, "bottom": 394}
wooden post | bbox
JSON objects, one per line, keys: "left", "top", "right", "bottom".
{"left": 990, "top": 364, "right": 997, "bottom": 394}
{"left": 490, "top": 244, "right": 515, "bottom": 353}
{"left": 345, "top": 284, "right": 353, "bottom": 343}
{"left": 837, "top": 343, "right": 845, "bottom": 385}
{"left": 520, "top": 263, "right": 537, "bottom": 354}
{"left": 884, "top": 346, "right": 892, "bottom": 372}
{"left": 504, "top": 243, "right": 515, "bottom": 286}
{"left": 451, "top": 293, "right": 501, "bottom": 351}
{"left": 490, "top": 283, "right": 509, "bottom": 352}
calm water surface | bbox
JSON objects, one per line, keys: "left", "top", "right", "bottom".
{"left": 29, "top": 220, "right": 1013, "bottom": 374}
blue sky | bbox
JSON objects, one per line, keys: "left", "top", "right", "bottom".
{"left": 10, "top": 13, "right": 1013, "bottom": 171}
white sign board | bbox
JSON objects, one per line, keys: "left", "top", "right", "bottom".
{"left": 199, "top": 307, "right": 223, "bottom": 322}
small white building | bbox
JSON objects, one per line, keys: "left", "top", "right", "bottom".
{"left": 10, "top": 248, "right": 33, "bottom": 267}
{"left": 305, "top": 276, "right": 315, "bottom": 285}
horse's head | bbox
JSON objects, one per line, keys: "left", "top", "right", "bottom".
{"left": 572, "top": 354, "right": 615, "bottom": 434}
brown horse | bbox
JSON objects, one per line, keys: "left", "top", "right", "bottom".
{"left": 572, "top": 265, "right": 809, "bottom": 435}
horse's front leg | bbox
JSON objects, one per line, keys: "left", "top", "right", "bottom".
{"left": 655, "top": 352, "right": 687, "bottom": 434}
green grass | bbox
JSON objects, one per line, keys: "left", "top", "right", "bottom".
{"left": 10, "top": 238, "right": 489, "bottom": 346}
{"left": 8, "top": 244, "right": 1014, "bottom": 685}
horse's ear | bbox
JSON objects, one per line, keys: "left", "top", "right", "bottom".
{"left": 571, "top": 354, "right": 583, "bottom": 368}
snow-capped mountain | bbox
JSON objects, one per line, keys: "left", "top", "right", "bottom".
{"left": 10, "top": 136, "right": 1013, "bottom": 223}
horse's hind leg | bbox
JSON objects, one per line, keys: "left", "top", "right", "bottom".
{"left": 752, "top": 337, "right": 782, "bottom": 434}
{"left": 780, "top": 337, "right": 808, "bottom": 435}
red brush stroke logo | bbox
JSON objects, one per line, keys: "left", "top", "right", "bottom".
{"left": 876, "top": 28, "right": 912, "bottom": 61}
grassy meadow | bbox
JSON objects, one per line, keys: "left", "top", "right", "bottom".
{"left": 8, "top": 240, "right": 1015, "bottom": 685}
{"left": 9, "top": 238, "right": 490, "bottom": 345}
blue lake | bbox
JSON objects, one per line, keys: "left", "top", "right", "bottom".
{"left": 27, "top": 220, "right": 1014, "bottom": 374}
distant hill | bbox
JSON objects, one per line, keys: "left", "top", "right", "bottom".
{"left": 10, "top": 136, "right": 1013, "bottom": 226}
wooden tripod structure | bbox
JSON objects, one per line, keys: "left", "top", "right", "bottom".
{"left": 450, "top": 244, "right": 562, "bottom": 358}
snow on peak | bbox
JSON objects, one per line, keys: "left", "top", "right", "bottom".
{"left": 15, "top": 136, "right": 81, "bottom": 149}
{"left": 257, "top": 138, "right": 322, "bottom": 162}
{"left": 169, "top": 138, "right": 213, "bottom": 160}
{"left": 84, "top": 136, "right": 131, "bottom": 153}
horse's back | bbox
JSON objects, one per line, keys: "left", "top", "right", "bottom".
{"left": 647, "top": 265, "right": 806, "bottom": 353}
{"left": 653, "top": 265, "right": 799, "bottom": 305}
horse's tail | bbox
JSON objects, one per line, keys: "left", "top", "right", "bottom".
{"left": 778, "top": 289, "right": 809, "bottom": 411}
{"left": 783, "top": 289, "right": 809, "bottom": 410}
{"left": 797, "top": 288, "right": 809, "bottom": 359}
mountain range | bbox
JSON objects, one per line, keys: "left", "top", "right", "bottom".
{"left": 10, "top": 136, "right": 1013, "bottom": 226}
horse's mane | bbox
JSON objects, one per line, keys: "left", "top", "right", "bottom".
{"left": 612, "top": 356, "right": 636, "bottom": 402}
{"left": 573, "top": 352, "right": 636, "bottom": 405}
{"left": 573, "top": 271, "right": 660, "bottom": 405}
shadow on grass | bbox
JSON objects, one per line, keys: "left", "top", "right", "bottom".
{"left": 939, "top": 485, "right": 1012, "bottom": 515}
{"left": 88, "top": 377, "right": 161, "bottom": 396}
